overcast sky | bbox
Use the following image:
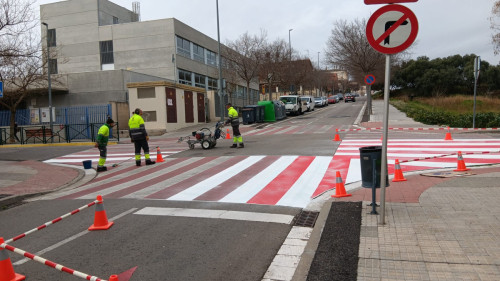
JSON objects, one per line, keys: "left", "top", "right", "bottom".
{"left": 37, "top": 0, "right": 499, "bottom": 67}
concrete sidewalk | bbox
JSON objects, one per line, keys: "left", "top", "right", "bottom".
{"left": 298, "top": 100, "right": 500, "bottom": 281}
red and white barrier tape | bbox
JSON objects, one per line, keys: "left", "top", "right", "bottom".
{"left": 6, "top": 200, "right": 98, "bottom": 244}
{"left": 336, "top": 127, "right": 500, "bottom": 133}
{"left": 0, "top": 241, "right": 107, "bottom": 281}
{"left": 399, "top": 150, "right": 500, "bottom": 164}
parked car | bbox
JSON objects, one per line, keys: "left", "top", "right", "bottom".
{"left": 337, "top": 94, "right": 343, "bottom": 101}
{"left": 328, "top": 95, "right": 339, "bottom": 104}
{"left": 321, "top": 96, "right": 329, "bottom": 106}
{"left": 314, "top": 97, "right": 324, "bottom": 107}
{"left": 280, "top": 95, "right": 308, "bottom": 116}
{"left": 301, "top": 96, "right": 315, "bottom": 112}
{"left": 344, "top": 93, "right": 356, "bottom": 103}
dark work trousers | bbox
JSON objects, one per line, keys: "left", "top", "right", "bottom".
{"left": 98, "top": 145, "right": 107, "bottom": 158}
{"left": 232, "top": 125, "right": 241, "bottom": 137}
{"left": 134, "top": 138, "right": 150, "bottom": 156}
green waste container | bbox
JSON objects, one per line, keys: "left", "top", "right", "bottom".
{"left": 257, "top": 101, "right": 276, "bottom": 122}
{"left": 359, "top": 146, "right": 389, "bottom": 188}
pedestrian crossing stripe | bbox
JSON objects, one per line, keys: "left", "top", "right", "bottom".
{"left": 45, "top": 139, "right": 500, "bottom": 208}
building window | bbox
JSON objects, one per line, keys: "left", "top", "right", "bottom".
{"left": 176, "top": 36, "right": 191, "bottom": 58}
{"left": 206, "top": 50, "right": 217, "bottom": 66}
{"left": 208, "top": 77, "right": 218, "bottom": 90}
{"left": 47, "top": 29, "right": 56, "bottom": 47}
{"left": 193, "top": 43, "right": 204, "bottom": 63}
{"left": 48, "top": 59, "right": 58, "bottom": 74}
{"left": 194, "top": 73, "right": 206, "bottom": 88}
{"left": 137, "top": 88, "right": 156, "bottom": 99}
{"left": 178, "top": 69, "right": 192, "bottom": 85}
{"left": 113, "top": 16, "right": 119, "bottom": 24}
{"left": 142, "top": 111, "right": 157, "bottom": 122}
{"left": 99, "top": 40, "right": 114, "bottom": 64}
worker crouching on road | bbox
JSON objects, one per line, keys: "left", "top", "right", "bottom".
{"left": 225, "top": 103, "right": 244, "bottom": 148}
{"left": 95, "top": 117, "right": 116, "bottom": 172}
{"left": 129, "top": 108, "right": 155, "bottom": 166}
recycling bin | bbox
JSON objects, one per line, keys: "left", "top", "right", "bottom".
{"left": 257, "top": 101, "right": 276, "bottom": 122}
{"left": 359, "top": 146, "right": 388, "bottom": 188}
{"left": 272, "top": 100, "right": 286, "bottom": 120}
{"left": 244, "top": 105, "right": 265, "bottom": 123}
{"left": 241, "top": 108, "right": 255, "bottom": 125}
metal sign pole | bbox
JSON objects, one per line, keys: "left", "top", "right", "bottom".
{"left": 379, "top": 54, "right": 391, "bottom": 225}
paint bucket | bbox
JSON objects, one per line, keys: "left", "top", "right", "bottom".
{"left": 82, "top": 160, "right": 92, "bottom": 169}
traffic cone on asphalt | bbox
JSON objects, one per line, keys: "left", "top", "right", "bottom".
{"left": 0, "top": 237, "right": 25, "bottom": 281}
{"left": 88, "top": 195, "right": 114, "bottom": 231}
{"left": 108, "top": 275, "right": 119, "bottom": 281}
{"left": 156, "top": 146, "right": 165, "bottom": 163}
{"left": 225, "top": 129, "right": 231, "bottom": 140}
{"left": 454, "top": 151, "right": 470, "bottom": 172}
{"left": 444, "top": 127, "right": 453, "bottom": 140}
{"left": 331, "top": 171, "right": 352, "bottom": 198}
{"left": 392, "top": 159, "right": 407, "bottom": 182}
{"left": 333, "top": 129, "right": 341, "bottom": 141}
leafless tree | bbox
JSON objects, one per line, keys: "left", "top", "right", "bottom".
{"left": 259, "top": 38, "right": 289, "bottom": 99}
{"left": 224, "top": 31, "right": 267, "bottom": 105}
{"left": 0, "top": 0, "right": 60, "bottom": 143}
{"left": 491, "top": 1, "right": 500, "bottom": 56}
{"left": 325, "top": 19, "right": 386, "bottom": 113}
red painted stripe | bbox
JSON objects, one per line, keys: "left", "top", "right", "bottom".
{"left": 52, "top": 217, "right": 62, "bottom": 224}
{"left": 194, "top": 156, "right": 281, "bottom": 201}
{"left": 313, "top": 155, "right": 350, "bottom": 197}
{"left": 13, "top": 234, "right": 26, "bottom": 241}
{"left": 147, "top": 156, "right": 249, "bottom": 199}
{"left": 90, "top": 165, "right": 143, "bottom": 184}
{"left": 24, "top": 252, "right": 35, "bottom": 260}
{"left": 247, "top": 156, "right": 315, "bottom": 205}
{"left": 38, "top": 225, "right": 47, "bottom": 230}
{"left": 283, "top": 126, "right": 303, "bottom": 134}
{"left": 57, "top": 158, "right": 189, "bottom": 199}
{"left": 246, "top": 127, "right": 279, "bottom": 136}
{"left": 62, "top": 267, "right": 74, "bottom": 274}
{"left": 71, "top": 209, "right": 80, "bottom": 215}
{"left": 105, "top": 157, "right": 218, "bottom": 198}
{"left": 45, "top": 260, "right": 57, "bottom": 268}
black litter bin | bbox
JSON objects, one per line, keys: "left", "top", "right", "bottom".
{"left": 241, "top": 108, "right": 255, "bottom": 125}
{"left": 244, "top": 105, "right": 265, "bottom": 123}
{"left": 359, "top": 146, "right": 389, "bottom": 188}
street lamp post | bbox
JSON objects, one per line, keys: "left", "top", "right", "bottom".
{"left": 288, "top": 28, "right": 293, "bottom": 93}
{"left": 216, "top": 0, "right": 224, "bottom": 122}
{"left": 42, "top": 22, "right": 53, "bottom": 131}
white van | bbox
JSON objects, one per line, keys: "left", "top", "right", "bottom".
{"left": 300, "top": 96, "right": 315, "bottom": 112}
{"left": 280, "top": 95, "right": 308, "bottom": 116}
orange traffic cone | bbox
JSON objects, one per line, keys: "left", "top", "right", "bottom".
{"left": 88, "top": 195, "right": 114, "bottom": 231}
{"left": 225, "top": 129, "right": 231, "bottom": 140}
{"left": 454, "top": 151, "right": 470, "bottom": 172}
{"left": 156, "top": 146, "right": 165, "bottom": 162}
{"left": 0, "top": 237, "right": 25, "bottom": 281}
{"left": 331, "top": 171, "right": 352, "bottom": 198}
{"left": 444, "top": 127, "right": 453, "bottom": 140}
{"left": 109, "top": 275, "right": 119, "bottom": 281}
{"left": 333, "top": 129, "right": 341, "bottom": 141}
{"left": 392, "top": 159, "right": 407, "bottom": 182}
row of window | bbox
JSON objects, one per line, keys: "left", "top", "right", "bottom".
{"left": 178, "top": 69, "right": 218, "bottom": 90}
{"left": 176, "top": 36, "right": 217, "bottom": 67}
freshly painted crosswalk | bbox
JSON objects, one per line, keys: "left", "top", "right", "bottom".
{"left": 45, "top": 139, "right": 500, "bottom": 208}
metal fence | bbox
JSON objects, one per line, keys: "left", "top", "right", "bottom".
{"left": 0, "top": 105, "right": 119, "bottom": 145}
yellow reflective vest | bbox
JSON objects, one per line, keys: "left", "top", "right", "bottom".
{"left": 128, "top": 114, "right": 147, "bottom": 140}
{"left": 227, "top": 106, "right": 239, "bottom": 126}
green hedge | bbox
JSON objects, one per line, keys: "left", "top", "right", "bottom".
{"left": 390, "top": 100, "right": 500, "bottom": 128}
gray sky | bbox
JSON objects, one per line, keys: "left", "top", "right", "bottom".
{"left": 37, "top": 0, "right": 499, "bottom": 66}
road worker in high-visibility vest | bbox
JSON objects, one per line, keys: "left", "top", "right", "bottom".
{"left": 95, "top": 117, "right": 115, "bottom": 172}
{"left": 225, "top": 103, "right": 244, "bottom": 148}
{"left": 128, "top": 108, "right": 155, "bottom": 166}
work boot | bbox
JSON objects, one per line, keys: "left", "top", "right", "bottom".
{"left": 96, "top": 166, "right": 107, "bottom": 172}
{"left": 238, "top": 143, "right": 244, "bottom": 148}
{"left": 230, "top": 144, "right": 237, "bottom": 148}
{"left": 136, "top": 160, "right": 141, "bottom": 167}
{"left": 146, "top": 159, "right": 156, "bottom": 165}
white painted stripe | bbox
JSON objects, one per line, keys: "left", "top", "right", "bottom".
{"left": 254, "top": 127, "right": 284, "bottom": 136}
{"left": 345, "top": 159, "right": 362, "bottom": 185}
{"left": 134, "top": 207, "right": 294, "bottom": 224}
{"left": 335, "top": 152, "right": 500, "bottom": 159}
{"left": 277, "top": 156, "right": 331, "bottom": 208}
{"left": 58, "top": 152, "right": 180, "bottom": 157}
{"left": 13, "top": 208, "right": 137, "bottom": 265}
{"left": 273, "top": 126, "right": 299, "bottom": 134}
{"left": 168, "top": 156, "right": 266, "bottom": 201}
{"left": 219, "top": 156, "right": 298, "bottom": 204}
{"left": 338, "top": 147, "right": 500, "bottom": 152}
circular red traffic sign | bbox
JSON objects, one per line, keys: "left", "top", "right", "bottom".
{"left": 366, "top": 4, "right": 418, "bottom": 54}
{"left": 365, "top": 74, "right": 375, "bottom": 85}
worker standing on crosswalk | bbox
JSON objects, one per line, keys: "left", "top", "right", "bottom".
{"left": 225, "top": 103, "right": 244, "bottom": 148}
{"left": 129, "top": 108, "right": 155, "bottom": 166}
{"left": 95, "top": 117, "right": 115, "bottom": 172}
